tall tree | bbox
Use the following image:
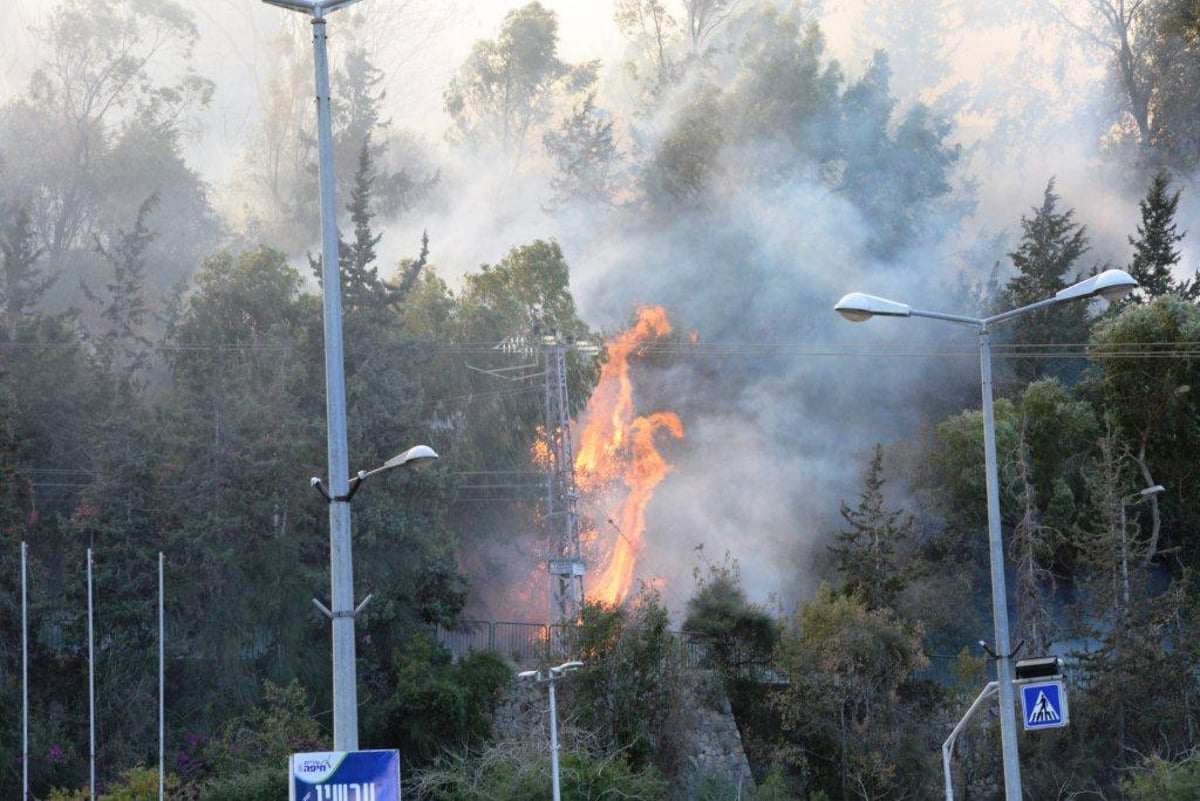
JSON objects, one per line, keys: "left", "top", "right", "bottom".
{"left": 158, "top": 245, "right": 324, "bottom": 735}
{"left": 1089, "top": 295, "right": 1200, "bottom": 566}
{"left": 4, "top": 0, "right": 212, "bottom": 256}
{"left": 335, "top": 46, "right": 438, "bottom": 219}
{"left": 836, "top": 51, "right": 961, "bottom": 257}
{"left": 85, "top": 195, "right": 158, "bottom": 382}
{"left": 1125, "top": 170, "right": 1197, "bottom": 302}
{"left": 641, "top": 84, "right": 726, "bottom": 214}
{"left": 1142, "top": 0, "right": 1200, "bottom": 169}
{"left": 234, "top": 33, "right": 437, "bottom": 247}
{"left": 828, "top": 444, "right": 914, "bottom": 612}
{"left": 0, "top": 204, "right": 55, "bottom": 338}
{"left": 614, "top": 0, "right": 682, "bottom": 103}
{"left": 543, "top": 95, "right": 621, "bottom": 209}
{"left": 444, "top": 2, "right": 599, "bottom": 171}
{"left": 723, "top": 13, "right": 842, "bottom": 170}
{"left": 1050, "top": 0, "right": 1153, "bottom": 149}
{"left": 999, "top": 179, "right": 1094, "bottom": 387}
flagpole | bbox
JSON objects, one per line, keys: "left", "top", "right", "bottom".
{"left": 88, "top": 547, "right": 96, "bottom": 801}
{"left": 159, "top": 552, "right": 165, "bottom": 801}
{"left": 22, "top": 542, "right": 28, "bottom": 801}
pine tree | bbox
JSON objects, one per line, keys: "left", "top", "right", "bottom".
{"left": 1126, "top": 170, "right": 1198, "bottom": 303}
{"left": 343, "top": 139, "right": 388, "bottom": 312}
{"left": 828, "top": 443, "right": 913, "bottom": 611}
{"left": 0, "top": 203, "right": 55, "bottom": 338}
{"left": 86, "top": 194, "right": 158, "bottom": 382}
{"left": 1000, "top": 179, "right": 1093, "bottom": 387}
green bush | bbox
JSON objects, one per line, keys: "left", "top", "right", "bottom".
{"left": 376, "top": 635, "right": 513, "bottom": 766}
{"left": 410, "top": 741, "right": 666, "bottom": 800}
{"left": 1122, "top": 754, "right": 1200, "bottom": 800}
{"left": 199, "top": 767, "right": 286, "bottom": 801}
{"left": 47, "top": 766, "right": 178, "bottom": 801}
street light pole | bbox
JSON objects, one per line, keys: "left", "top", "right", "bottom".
{"left": 835, "top": 269, "right": 1137, "bottom": 801}
{"left": 518, "top": 661, "right": 584, "bottom": 801}
{"left": 976, "top": 321, "right": 1021, "bottom": 799}
{"left": 259, "top": 0, "right": 375, "bottom": 752}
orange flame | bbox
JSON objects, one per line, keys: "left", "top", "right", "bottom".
{"left": 576, "top": 306, "right": 685, "bottom": 606}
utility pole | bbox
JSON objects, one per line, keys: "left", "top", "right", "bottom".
{"left": 541, "top": 332, "right": 596, "bottom": 647}
{"left": 479, "top": 328, "right": 599, "bottom": 647}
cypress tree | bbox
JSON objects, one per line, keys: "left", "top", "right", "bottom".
{"left": 1126, "top": 170, "right": 1198, "bottom": 302}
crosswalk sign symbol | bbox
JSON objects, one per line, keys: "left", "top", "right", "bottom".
{"left": 1021, "top": 680, "right": 1068, "bottom": 730}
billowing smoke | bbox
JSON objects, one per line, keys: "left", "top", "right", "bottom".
{"left": 8, "top": 0, "right": 1160, "bottom": 620}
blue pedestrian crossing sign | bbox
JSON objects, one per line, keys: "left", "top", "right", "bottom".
{"left": 1020, "top": 680, "right": 1068, "bottom": 730}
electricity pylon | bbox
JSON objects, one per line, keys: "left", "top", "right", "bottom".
{"left": 476, "top": 328, "right": 600, "bottom": 645}
{"left": 539, "top": 331, "right": 598, "bottom": 645}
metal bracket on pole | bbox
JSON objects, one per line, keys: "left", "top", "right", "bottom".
{"left": 312, "top": 595, "right": 372, "bottom": 619}
{"left": 311, "top": 473, "right": 369, "bottom": 503}
{"left": 354, "top": 594, "right": 373, "bottom": 616}
{"left": 979, "top": 639, "right": 1024, "bottom": 662}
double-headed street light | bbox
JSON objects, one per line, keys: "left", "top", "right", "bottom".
{"left": 835, "top": 269, "right": 1138, "bottom": 801}
{"left": 518, "top": 661, "right": 585, "bottom": 801}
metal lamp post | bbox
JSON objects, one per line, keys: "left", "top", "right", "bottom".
{"left": 835, "top": 269, "right": 1137, "bottom": 801}
{"left": 261, "top": 0, "right": 433, "bottom": 752}
{"left": 518, "top": 661, "right": 584, "bottom": 801}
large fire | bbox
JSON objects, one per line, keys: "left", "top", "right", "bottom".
{"left": 576, "top": 306, "right": 685, "bottom": 606}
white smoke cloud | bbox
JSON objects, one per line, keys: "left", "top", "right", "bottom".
{"left": 8, "top": 0, "right": 1156, "bottom": 621}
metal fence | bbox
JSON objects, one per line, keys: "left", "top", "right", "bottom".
{"left": 437, "top": 620, "right": 569, "bottom": 664}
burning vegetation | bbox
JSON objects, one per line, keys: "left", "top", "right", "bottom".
{"left": 575, "top": 306, "right": 685, "bottom": 607}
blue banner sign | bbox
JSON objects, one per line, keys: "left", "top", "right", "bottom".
{"left": 290, "top": 749, "right": 401, "bottom": 801}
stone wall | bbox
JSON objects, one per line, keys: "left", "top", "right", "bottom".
{"left": 675, "top": 672, "right": 756, "bottom": 797}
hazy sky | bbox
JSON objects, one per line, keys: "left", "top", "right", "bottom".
{"left": 178, "top": 0, "right": 630, "bottom": 181}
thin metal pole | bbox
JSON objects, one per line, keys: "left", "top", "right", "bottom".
{"left": 22, "top": 542, "right": 28, "bottom": 801}
{"left": 309, "top": 13, "right": 357, "bottom": 752}
{"left": 979, "top": 328, "right": 1022, "bottom": 800}
{"left": 1119, "top": 503, "right": 1131, "bottom": 610}
{"left": 159, "top": 552, "right": 165, "bottom": 801}
{"left": 943, "top": 682, "right": 999, "bottom": 800}
{"left": 88, "top": 547, "right": 96, "bottom": 801}
{"left": 549, "top": 679, "right": 561, "bottom": 801}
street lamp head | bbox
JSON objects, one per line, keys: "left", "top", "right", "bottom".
{"left": 517, "top": 670, "right": 541, "bottom": 681}
{"left": 1053, "top": 269, "right": 1138, "bottom": 304}
{"left": 261, "top": 0, "right": 317, "bottom": 11}
{"left": 262, "top": 0, "right": 363, "bottom": 15}
{"left": 1140, "top": 484, "right": 1166, "bottom": 497}
{"left": 332, "top": 445, "right": 438, "bottom": 502}
{"left": 379, "top": 444, "right": 439, "bottom": 472}
{"left": 834, "top": 293, "right": 913, "bottom": 322}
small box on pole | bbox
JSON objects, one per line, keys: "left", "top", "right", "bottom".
{"left": 1014, "top": 656, "right": 1062, "bottom": 682}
